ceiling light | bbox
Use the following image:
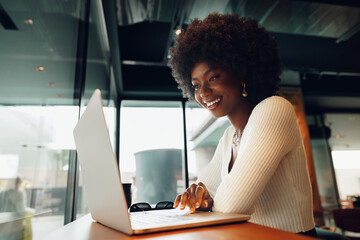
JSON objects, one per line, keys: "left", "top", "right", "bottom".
{"left": 25, "top": 19, "right": 33, "bottom": 24}
{"left": 36, "top": 66, "right": 45, "bottom": 72}
{"left": 175, "top": 29, "right": 182, "bottom": 36}
{"left": 48, "top": 82, "right": 55, "bottom": 87}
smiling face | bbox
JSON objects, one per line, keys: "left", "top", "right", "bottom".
{"left": 191, "top": 61, "right": 244, "bottom": 118}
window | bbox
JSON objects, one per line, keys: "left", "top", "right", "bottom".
{"left": 0, "top": 106, "right": 78, "bottom": 239}
{"left": 0, "top": 0, "right": 116, "bottom": 238}
{"left": 119, "top": 101, "right": 184, "bottom": 204}
{"left": 75, "top": 0, "right": 116, "bottom": 220}
{"left": 332, "top": 150, "right": 360, "bottom": 199}
{"left": 325, "top": 113, "right": 360, "bottom": 204}
{"left": 185, "top": 102, "right": 230, "bottom": 184}
{"left": 325, "top": 113, "right": 360, "bottom": 206}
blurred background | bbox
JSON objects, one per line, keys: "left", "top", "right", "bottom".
{"left": 0, "top": 0, "right": 359, "bottom": 239}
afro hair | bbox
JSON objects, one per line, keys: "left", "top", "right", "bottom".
{"left": 168, "top": 13, "right": 282, "bottom": 105}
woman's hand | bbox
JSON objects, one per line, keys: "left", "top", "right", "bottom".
{"left": 173, "top": 182, "right": 213, "bottom": 213}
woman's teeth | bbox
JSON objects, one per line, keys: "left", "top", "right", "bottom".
{"left": 205, "top": 98, "right": 221, "bottom": 107}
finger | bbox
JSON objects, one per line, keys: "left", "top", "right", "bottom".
{"left": 189, "top": 183, "right": 197, "bottom": 193}
{"left": 197, "top": 182, "right": 209, "bottom": 208}
{"left": 180, "top": 192, "right": 189, "bottom": 210}
{"left": 189, "top": 187, "right": 196, "bottom": 213}
{"left": 201, "top": 198, "right": 213, "bottom": 210}
{"left": 197, "top": 182, "right": 208, "bottom": 196}
{"left": 201, "top": 200, "right": 209, "bottom": 209}
{"left": 197, "top": 182, "right": 206, "bottom": 189}
{"left": 195, "top": 185, "right": 205, "bottom": 209}
{"left": 174, "top": 195, "right": 181, "bottom": 208}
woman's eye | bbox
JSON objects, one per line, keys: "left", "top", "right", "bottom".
{"left": 209, "top": 74, "right": 219, "bottom": 82}
{"left": 193, "top": 84, "right": 199, "bottom": 90}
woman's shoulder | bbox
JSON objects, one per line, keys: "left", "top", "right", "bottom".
{"left": 249, "top": 96, "right": 297, "bottom": 126}
{"left": 256, "top": 95, "right": 292, "bottom": 107}
{"left": 253, "top": 96, "right": 294, "bottom": 114}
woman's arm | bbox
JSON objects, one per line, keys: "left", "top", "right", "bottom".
{"left": 174, "top": 129, "right": 229, "bottom": 212}
{"left": 213, "top": 97, "right": 299, "bottom": 214}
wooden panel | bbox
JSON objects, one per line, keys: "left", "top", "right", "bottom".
{"left": 280, "top": 89, "right": 324, "bottom": 226}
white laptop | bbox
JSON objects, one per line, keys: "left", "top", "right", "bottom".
{"left": 73, "top": 89, "right": 250, "bottom": 235}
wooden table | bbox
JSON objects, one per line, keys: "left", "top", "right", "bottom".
{"left": 46, "top": 214, "right": 317, "bottom": 240}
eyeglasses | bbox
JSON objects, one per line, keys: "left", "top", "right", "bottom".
{"left": 129, "top": 201, "right": 174, "bottom": 212}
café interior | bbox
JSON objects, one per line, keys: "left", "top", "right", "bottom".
{"left": 0, "top": 0, "right": 359, "bottom": 239}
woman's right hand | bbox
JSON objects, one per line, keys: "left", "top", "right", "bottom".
{"left": 173, "top": 182, "right": 213, "bottom": 213}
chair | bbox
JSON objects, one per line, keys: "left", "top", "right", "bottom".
{"left": 333, "top": 209, "right": 360, "bottom": 240}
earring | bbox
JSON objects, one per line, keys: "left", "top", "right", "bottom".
{"left": 242, "top": 83, "right": 248, "bottom": 97}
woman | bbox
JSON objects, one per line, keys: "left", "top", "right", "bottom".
{"left": 168, "top": 13, "right": 316, "bottom": 236}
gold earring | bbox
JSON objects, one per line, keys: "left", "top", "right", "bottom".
{"left": 242, "top": 83, "right": 248, "bottom": 97}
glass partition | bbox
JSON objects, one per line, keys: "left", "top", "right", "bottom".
{"left": 75, "top": 0, "right": 115, "bottom": 220}
{"left": 307, "top": 114, "right": 340, "bottom": 227}
{"left": 119, "top": 101, "right": 184, "bottom": 204}
{"left": 0, "top": 0, "right": 117, "bottom": 238}
{"left": 0, "top": 106, "right": 79, "bottom": 239}
{"left": 0, "top": 0, "right": 83, "bottom": 238}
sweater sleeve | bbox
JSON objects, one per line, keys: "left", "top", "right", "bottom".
{"left": 213, "top": 97, "right": 299, "bottom": 214}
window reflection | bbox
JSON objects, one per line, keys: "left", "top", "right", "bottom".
{"left": 75, "top": 0, "right": 115, "bottom": 221}
{"left": 0, "top": 0, "right": 115, "bottom": 237}
{"left": 0, "top": 106, "right": 78, "bottom": 239}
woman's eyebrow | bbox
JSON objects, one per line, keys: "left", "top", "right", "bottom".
{"left": 204, "top": 68, "right": 215, "bottom": 76}
{"left": 191, "top": 68, "right": 215, "bottom": 81}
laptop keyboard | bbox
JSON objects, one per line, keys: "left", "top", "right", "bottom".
{"left": 130, "top": 211, "right": 195, "bottom": 228}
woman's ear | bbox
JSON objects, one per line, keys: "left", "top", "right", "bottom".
{"left": 236, "top": 75, "right": 245, "bottom": 88}
{"left": 236, "top": 72, "right": 248, "bottom": 98}
{"left": 235, "top": 67, "right": 247, "bottom": 83}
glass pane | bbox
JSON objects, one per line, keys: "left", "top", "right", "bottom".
{"left": 0, "top": 106, "right": 78, "bottom": 239}
{"left": 0, "top": 0, "right": 82, "bottom": 238}
{"left": 185, "top": 102, "right": 230, "bottom": 184}
{"left": 0, "top": 1, "right": 80, "bottom": 105}
{"left": 307, "top": 114, "right": 339, "bottom": 227}
{"left": 332, "top": 151, "right": 360, "bottom": 201}
{"left": 311, "top": 136, "right": 339, "bottom": 207}
{"left": 120, "top": 101, "right": 184, "bottom": 205}
{"left": 76, "top": 0, "right": 114, "bottom": 219}
{"left": 325, "top": 113, "right": 360, "bottom": 208}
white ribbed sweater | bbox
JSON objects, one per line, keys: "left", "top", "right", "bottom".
{"left": 197, "top": 96, "right": 315, "bottom": 233}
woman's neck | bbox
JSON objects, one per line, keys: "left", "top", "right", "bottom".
{"left": 227, "top": 99, "right": 254, "bottom": 133}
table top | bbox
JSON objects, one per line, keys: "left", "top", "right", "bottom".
{"left": 46, "top": 214, "right": 316, "bottom": 240}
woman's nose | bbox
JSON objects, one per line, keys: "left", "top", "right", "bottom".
{"left": 199, "top": 85, "right": 211, "bottom": 98}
